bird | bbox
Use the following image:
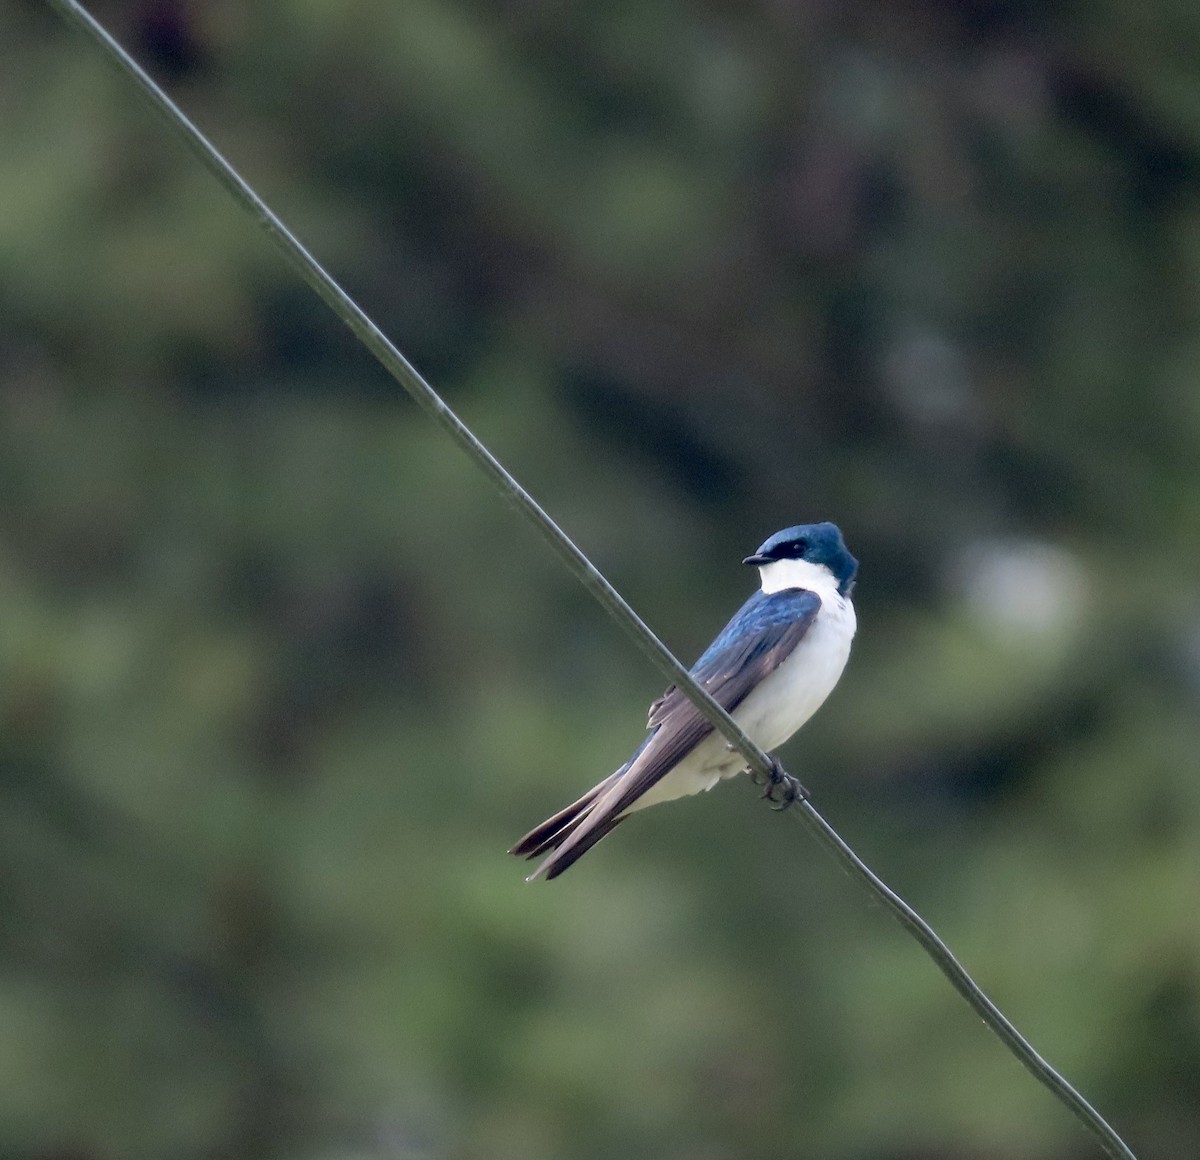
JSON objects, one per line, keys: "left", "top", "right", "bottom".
{"left": 511, "top": 522, "right": 858, "bottom": 880}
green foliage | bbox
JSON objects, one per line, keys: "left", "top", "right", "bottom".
{"left": 4, "top": 0, "right": 1200, "bottom": 1156}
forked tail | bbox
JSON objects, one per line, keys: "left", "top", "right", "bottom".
{"left": 510, "top": 775, "right": 626, "bottom": 880}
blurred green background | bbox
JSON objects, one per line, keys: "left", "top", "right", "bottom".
{"left": 3, "top": 1, "right": 1200, "bottom": 1157}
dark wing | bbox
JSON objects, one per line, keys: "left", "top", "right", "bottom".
{"left": 592, "top": 587, "right": 823, "bottom": 822}
{"left": 516, "top": 587, "right": 822, "bottom": 879}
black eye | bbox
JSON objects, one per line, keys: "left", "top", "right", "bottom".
{"left": 788, "top": 539, "right": 809, "bottom": 557}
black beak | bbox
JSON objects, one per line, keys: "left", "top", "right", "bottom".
{"left": 742, "top": 553, "right": 772, "bottom": 566}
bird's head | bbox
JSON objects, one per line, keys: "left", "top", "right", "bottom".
{"left": 744, "top": 522, "right": 858, "bottom": 597}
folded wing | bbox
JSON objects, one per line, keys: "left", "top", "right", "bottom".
{"left": 513, "top": 587, "right": 821, "bottom": 879}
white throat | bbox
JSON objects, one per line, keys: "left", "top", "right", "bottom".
{"left": 757, "top": 557, "right": 843, "bottom": 597}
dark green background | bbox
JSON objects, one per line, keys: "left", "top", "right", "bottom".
{"left": 3, "top": 1, "right": 1199, "bottom": 1157}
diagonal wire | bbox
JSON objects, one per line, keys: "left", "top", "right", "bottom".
{"left": 42, "top": 3, "right": 1138, "bottom": 1158}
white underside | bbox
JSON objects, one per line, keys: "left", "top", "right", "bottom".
{"left": 628, "top": 562, "right": 856, "bottom": 812}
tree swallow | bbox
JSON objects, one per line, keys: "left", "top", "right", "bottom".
{"left": 512, "top": 522, "right": 858, "bottom": 880}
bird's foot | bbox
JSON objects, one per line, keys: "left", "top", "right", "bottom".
{"left": 759, "top": 758, "right": 809, "bottom": 811}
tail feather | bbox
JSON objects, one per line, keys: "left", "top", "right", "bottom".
{"left": 509, "top": 774, "right": 617, "bottom": 860}
{"left": 511, "top": 771, "right": 629, "bottom": 878}
{"left": 532, "top": 813, "right": 627, "bottom": 880}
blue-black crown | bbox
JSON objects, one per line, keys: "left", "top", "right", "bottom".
{"left": 743, "top": 522, "right": 858, "bottom": 596}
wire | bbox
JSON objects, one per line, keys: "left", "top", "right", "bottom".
{"left": 42, "top": 3, "right": 1139, "bottom": 1157}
